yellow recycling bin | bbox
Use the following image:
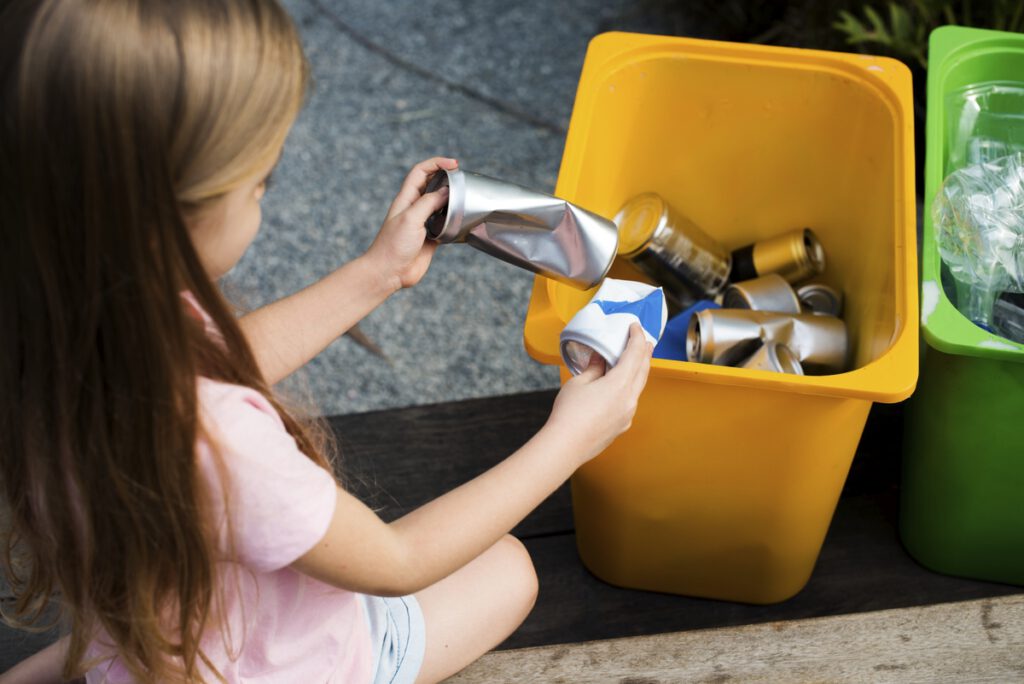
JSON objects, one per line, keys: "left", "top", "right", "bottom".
{"left": 524, "top": 33, "right": 918, "bottom": 604}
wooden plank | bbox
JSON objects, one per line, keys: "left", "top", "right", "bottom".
{"left": 503, "top": 492, "right": 1023, "bottom": 650}
{"left": 327, "top": 389, "right": 571, "bottom": 538}
{"left": 328, "top": 391, "right": 906, "bottom": 541}
{"left": 452, "top": 594, "right": 1024, "bottom": 683}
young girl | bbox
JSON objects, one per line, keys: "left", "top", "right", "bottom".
{"left": 0, "top": 0, "right": 651, "bottom": 682}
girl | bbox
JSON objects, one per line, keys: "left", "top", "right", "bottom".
{"left": 0, "top": 0, "right": 652, "bottom": 682}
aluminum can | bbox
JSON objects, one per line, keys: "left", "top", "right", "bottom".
{"left": 722, "top": 273, "right": 801, "bottom": 313}
{"left": 740, "top": 342, "right": 804, "bottom": 375}
{"left": 729, "top": 228, "right": 826, "bottom": 284}
{"left": 686, "top": 308, "right": 848, "bottom": 374}
{"left": 684, "top": 310, "right": 763, "bottom": 367}
{"left": 559, "top": 279, "right": 668, "bottom": 375}
{"left": 424, "top": 169, "right": 618, "bottom": 290}
{"left": 797, "top": 283, "right": 844, "bottom": 317}
{"left": 614, "top": 193, "right": 731, "bottom": 311}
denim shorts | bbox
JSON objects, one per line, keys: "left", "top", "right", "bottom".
{"left": 357, "top": 594, "right": 426, "bottom": 684}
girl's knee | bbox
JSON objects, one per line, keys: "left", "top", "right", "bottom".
{"left": 494, "top": 535, "right": 538, "bottom": 614}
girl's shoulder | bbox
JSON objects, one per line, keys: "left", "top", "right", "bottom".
{"left": 194, "top": 377, "right": 337, "bottom": 572}
{"left": 196, "top": 377, "right": 284, "bottom": 434}
{"left": 194, "top": 377, "right": 304, "bottom": 472}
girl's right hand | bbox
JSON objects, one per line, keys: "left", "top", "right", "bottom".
{"left": 544, "top": 323, "right": 653, "bottom": 468}
{"left": 365, "top": 156, "right": 458, "bottom": 292}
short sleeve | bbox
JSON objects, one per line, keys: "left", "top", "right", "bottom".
{"left": 196, "top": 379, "right": 338, "bottom": 573}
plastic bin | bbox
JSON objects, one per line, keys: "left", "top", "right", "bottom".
{"left": 901, "top": 26, "right": 1024, "bottom": 587}
{"left": 524, "top": 33, "right": 918, "bottom": 604}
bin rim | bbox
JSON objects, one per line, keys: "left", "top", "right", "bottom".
{"left": 919, "top": 25, "right": 1024, "bottom": 363}
{"left": 524, "top": 32, "right": 919, "bottom": 404}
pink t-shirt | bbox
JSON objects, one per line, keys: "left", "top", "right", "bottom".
{"left": 85, "top": 376, "right": 371, "bottom": 681}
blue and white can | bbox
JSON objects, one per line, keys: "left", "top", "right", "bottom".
{"left": 559, "top": 278, "right": 668, "bottom": 375}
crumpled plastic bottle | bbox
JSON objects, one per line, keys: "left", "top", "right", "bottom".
{"left": 934, "top": 152, "right": 1024, "bottom": 330}
{"left": 946, "top": 82, "right": 1024, "bottom": 174}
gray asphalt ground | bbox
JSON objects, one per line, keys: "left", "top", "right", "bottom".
{"left": 226, "top": 0, "right": 664, "bottom": 415}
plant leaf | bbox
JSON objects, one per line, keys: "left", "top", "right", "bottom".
{"left": 889, "top": 3, "right": 913, "bottom": 43}
{"left": 863, "top": 5, "right": 893, "bottom": 45}
{"left": 833, "top": 10, "right": 870, "bottom": 43}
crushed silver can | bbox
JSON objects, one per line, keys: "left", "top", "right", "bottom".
{"left": 797, "top": 283, "right": 844, "bottom": 317}
{"left": 722, "top": 273, "right": 801, "bottom": 314}
{"left": 686, "top": 309, "right": 848, "bottom": 374}
{"left": 614, "top": 193, "right": 731, "bottom": 311}
{"left": 423, "top": 168, "right": 618, "bottom": 290}
{"left": 729, "top": 228, "right": 826, "bottom": 284}
{"left": 559, "top": 278, "right": 668, "bottom": 375}
{"left": 740, "top": 342, "right": 804, "bottom": 375}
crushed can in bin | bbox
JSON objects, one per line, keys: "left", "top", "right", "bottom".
{"left": 423, "top": 168, "right": 618, "bottom": 290}
{"left": 722, "top": 274, "right": 802, "bottom": 313}
{"left": 654, "top": 300, "right": 720, "bottom": 361}
{"left": 560, "top": 278, "right": 667, "bottom": 375}
{"left": 741, "top": 341, "right": 804, "bottom": 375}
{"left": 687, "top": 308, "right": 848, "bottom": 373}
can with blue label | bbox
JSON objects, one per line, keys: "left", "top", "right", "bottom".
{"left": 560, "top": 278, "right": 668, "bottom": 375}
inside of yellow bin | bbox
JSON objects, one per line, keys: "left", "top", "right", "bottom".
{"left": 549, "top": 50, "right": 902, "bottom": 375}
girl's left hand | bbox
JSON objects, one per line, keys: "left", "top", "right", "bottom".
{"left": 366, "top": 156, "right": 459, "bottom": 291}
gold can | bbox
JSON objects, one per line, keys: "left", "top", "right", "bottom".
{"left": 614, "top": 193, "right": 731, "bottom": 310}
{"left": 729, "top": 228, "right": 826, "bottom": 284}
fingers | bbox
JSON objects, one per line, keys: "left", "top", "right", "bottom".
{"left": 607, "top": 324, "right": 652, "bottom": 384}
{"left": 387, "top": 157, "right": 459, "bottom": 219}
{"left": 575, "top": 354, "right": 607, "bottom": 382}
{"left": 402, "top": 185, "right": 450, "bottom": 228}
{"left": 630, "top": 339, "right": 653, "bottom": 395}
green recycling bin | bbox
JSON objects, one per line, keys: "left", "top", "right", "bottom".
{"left": 902, "top": 26, "right": 1024, "bottom": 586}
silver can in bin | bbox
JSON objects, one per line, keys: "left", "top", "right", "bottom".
{"left": 741, "top": 342, "right": 804, "bottom": 375}
{"left": 686, "top": 308, "right": 848, "bottom": 374}
{"left": 423, "top": 168, "right": 618, "bottom": 290}
{"left": 684, "top": 310, "right": 764, "bottom": 367}
{"left": 722, "top": 274, "right": 802, "bottom": 313}
{"left": 797, "top": 283, "right": 844, "bottom": 317}
{"left": 614, "top": 193, "right": 732, "bottom": 311}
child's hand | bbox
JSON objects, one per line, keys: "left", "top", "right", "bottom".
{"left": 366, "top": 156, "right": 459, "bottom": 291}
{"left": 545, "top": 324, "right": 653, "bottom": 468}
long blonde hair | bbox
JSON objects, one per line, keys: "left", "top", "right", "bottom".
{"left": 0, "top": 0, "right": 329, "bottom": 680}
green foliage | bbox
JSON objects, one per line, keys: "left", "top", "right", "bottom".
{"left": 834, "top": 3, "right": 928, "bottom": 67}
{"left": 834, "top": 0, "right": 1024, "bottom": 69}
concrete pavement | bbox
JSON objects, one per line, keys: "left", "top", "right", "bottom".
{"left": 226, "top": 0, "right": 646, "bottom": 415}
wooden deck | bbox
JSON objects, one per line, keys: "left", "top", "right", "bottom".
{"left": 3, "top": 390, "right": 1023, "bottom": 678}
